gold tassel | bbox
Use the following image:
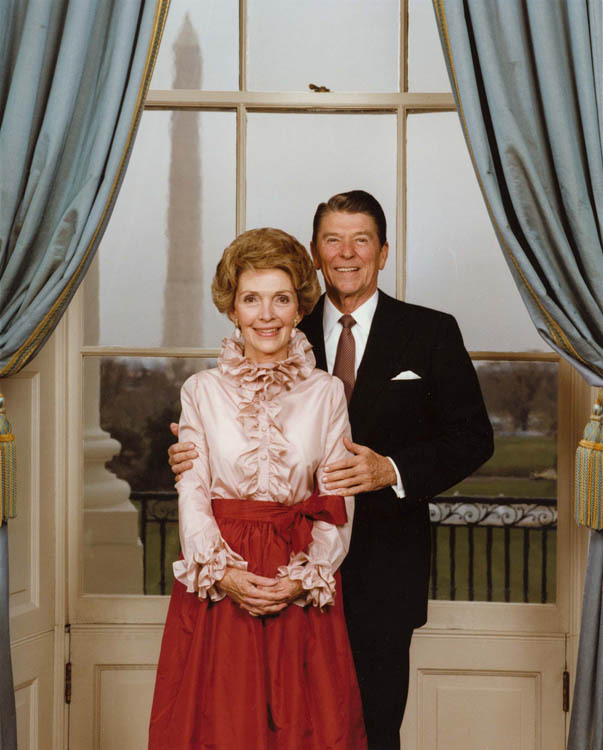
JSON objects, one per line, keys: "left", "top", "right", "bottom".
{"left": 0, "top": 392, "right": 17, "bottom": 525}
{"left": 575, "top": 389, "right": 603, "bottom": 530}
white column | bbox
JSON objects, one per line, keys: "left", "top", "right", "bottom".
{"left": 83, "top": 257, "right": 143, "bottom": 594}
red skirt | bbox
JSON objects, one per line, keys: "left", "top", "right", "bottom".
{"left": 148, "top": 493, "right": 367, "bottom": 749}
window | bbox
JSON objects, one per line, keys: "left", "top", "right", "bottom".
{"left": 81, "top": 1, "right": 559, "bottom": 600}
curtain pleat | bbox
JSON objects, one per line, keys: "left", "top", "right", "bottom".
{"left": 0, "top": 0, "right": 169, "bottom": 377}
{"left": 432, "top": 0, "right": 602, "bottom": 386}
{"left": 568, "top": 531, "right": 603, "bottom": 750}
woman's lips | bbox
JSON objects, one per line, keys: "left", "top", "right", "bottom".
{"left": 253, "top": 327, "right": 280, "bottom": 337}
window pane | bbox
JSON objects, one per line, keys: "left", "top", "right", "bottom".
{"left": 246, "top": 112, "right": 398, "bottom": 299}
{"left": 85, "top": 110, "right": 236, "bottom": 348}
{"left": 406, "top": 112, "right": 545, "bottom": 351}
{"left": 150, "top": 0, "right": 238, "bottom": 90}
{"left": 407, "top": 0, "right": 451, "bottom": 92}
{"left": 431, "top": 360, "right": 558, "bottom": 603}
{"left": 247, "top": 0, "right": 400, "bottom": 92}
{"left": 82, "top": 356, "right": 215, "bottom": 594}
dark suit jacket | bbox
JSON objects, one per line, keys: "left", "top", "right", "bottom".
{"left": 299, "top": 291, "right": 493, "bottom": 645}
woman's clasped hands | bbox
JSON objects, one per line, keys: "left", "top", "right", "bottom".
{"left": 217, "top": 567, "right": 304, "bottom": 616}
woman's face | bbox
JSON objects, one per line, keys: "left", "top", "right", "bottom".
{"left": 231, "top": 268, "right": 299, "bottom": 363}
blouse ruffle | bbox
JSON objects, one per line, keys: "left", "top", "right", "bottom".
{"left": 174, "top": 535, "right": 247, "bottom": 602}
{"left": 218, "top": 331, "right": 315, "bottom": 503}
{"left": 277, "top": 547, "right": 337, "bottom": 608}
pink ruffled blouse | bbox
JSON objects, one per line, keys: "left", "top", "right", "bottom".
{"left": 173, "top": 330, "right": 354, "bottom": 608}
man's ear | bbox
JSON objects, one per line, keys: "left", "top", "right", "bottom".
{"left": 310, "top": 241, "right": 321, "bottom": 270}
{"left": 379, "top": 242, "right": 389, "bottom": 270}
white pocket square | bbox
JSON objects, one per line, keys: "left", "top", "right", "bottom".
{"left": 391, "top": 370, "right": 421, "bottom": 380}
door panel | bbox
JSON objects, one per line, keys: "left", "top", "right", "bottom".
{"left": 69, "top": 625, "right": 162, "bottom": 750}
{"left": 12, "top": 632, "right": 55, "bottom": 750}
{"left": 402, "top": 632, "right": 565, "bottom": 750}
{"left": 5, "top": 327, "right": 65, "bottom": 749}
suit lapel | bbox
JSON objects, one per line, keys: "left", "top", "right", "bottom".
{"left": 299, "top": 295, "right": 327, "bottom": 371}
{"left": 348, "top": 292, "right": 413, "bottom": 437}
{"left": 301, "top": 292, "right": 414, "bottom": 439}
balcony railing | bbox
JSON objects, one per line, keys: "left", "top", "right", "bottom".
{"left": 430, "top": 497, "right": 557, "bottom": 603}
{"left": 132, "top": 491, "right": 179, "bottom": 595}
{"left": 131, "top": 492, "right": 557, "bottom": 602}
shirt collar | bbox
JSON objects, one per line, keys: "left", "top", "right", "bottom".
{"left": 323, "top": 290, "right": 379, "bottom": 338}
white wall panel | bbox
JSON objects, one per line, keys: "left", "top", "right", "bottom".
{"left": 70, "top": 625, "right": 163, "bottom": 750}
{"left": 96, "top": 667, "right": 157, "bottom": 750}
{"left": 5, "top": 327, "right": 65, "bottom": 748}
{"left": 420, "top": 672, "right": 537, "bottom": 749}
{"left": 6, "top": 372, "right": 40, "bottom": 619}
{"left": 401, "top": 631, "right": 565, "bottom": 750}
{"left": 11, "top": 632, "right": 55, "bottom": 750}
{"left": 15, "top": 679, "right": 37, "bottom": 750}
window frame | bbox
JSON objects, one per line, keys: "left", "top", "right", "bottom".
{"left": 75, "top": 0, "right": 580, "bottom": 628}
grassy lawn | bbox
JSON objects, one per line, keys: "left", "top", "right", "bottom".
{"left": 443, "top": 476, "right": 556, "bottom": 499}
{"left": 477, "top": 435, "right": 556, "bottom": 477}
{"left": 443, "top": 434, "right": 557, "bottom": 499}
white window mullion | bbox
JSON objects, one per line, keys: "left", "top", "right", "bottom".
{"left": 236, "top": 104, "right": 247, "bottom": 235}
{"left": 239, "top": 0, "right": 247, "bottom": 92}
{"left": 401, "top": 0, "right": 408, "bottom": 92}
{"left": 397, "top": 105, "right": 406, "bottom": 300}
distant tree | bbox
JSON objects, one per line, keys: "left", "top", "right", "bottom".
{"left": 477, "top": 361, "right": 557, "bottom": 433}
{"left": 100, "top": 358, "right": 199, "bottom": 491}
{"left": 142, "top": 406, "right": 181, "bottom": 490}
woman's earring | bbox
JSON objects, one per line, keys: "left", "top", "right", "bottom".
{"left": 234, "top": 317, "right": 241, "bottom": 339}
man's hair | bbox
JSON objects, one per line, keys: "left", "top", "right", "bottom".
{"left": 211, "top": 227, "right": 321, "bottom": 316}
{"left": 312, "top": 190, "right": 387, "bottom": 246}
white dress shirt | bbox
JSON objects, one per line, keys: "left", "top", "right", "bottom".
{"left": 322, "top": 292, "right": 406, "bottom": 499}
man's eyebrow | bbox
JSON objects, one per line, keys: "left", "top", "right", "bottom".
{"left": 322, "top": 230, "right": 371, "bottom": 237}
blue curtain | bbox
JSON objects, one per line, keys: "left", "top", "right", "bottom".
{"left": 432, "top": 0, "right": 602, "bottom": 385}
{"left": 0, "top": 0, "right": 168, "bottom": 377}
{"left": 432, "top": 1, "right": 602, "bottom": 746}
{"left": 568, "top": 530, "right": 603, "bottom": 750}
{"left": 0, "top": 526, "right": 16, "bottom": 750}
{"left": 0, "top": 1, "right": 169, "bottom": 746}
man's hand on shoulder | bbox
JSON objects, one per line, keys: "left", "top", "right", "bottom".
{"left": 322, "top": 436, "right": 397, "bottom": 495}
{"left": 168, "top": 422, "right": 198, "bottom": 481}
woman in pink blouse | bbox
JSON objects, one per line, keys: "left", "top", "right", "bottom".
{"left": 149, "top": 228, "right": 366, "bottom": 749}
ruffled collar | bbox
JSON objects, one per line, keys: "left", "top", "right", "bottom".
{"left": 217, "top": 330, "right": 315, "bottom": 501}
{"left": 218, "top": 329, "right": 315, "bottom": 398}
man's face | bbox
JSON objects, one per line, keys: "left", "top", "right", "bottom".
{"left": 311, "top": 211, "right": 388, "bottom": 312}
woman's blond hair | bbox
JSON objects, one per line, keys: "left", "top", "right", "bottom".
{"left": 212, "top": 228, "right": 321, "bottom": 316}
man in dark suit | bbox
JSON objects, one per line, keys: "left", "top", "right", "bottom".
{"left": 169, "top": 190, "right": 493, "bottom": 749}
{"left": 301, "top": 190, "right": 493, "bottom": 749}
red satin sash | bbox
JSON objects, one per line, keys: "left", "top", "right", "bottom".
{"left": 212, "top": 488, "right": 347, "bottom": 554}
